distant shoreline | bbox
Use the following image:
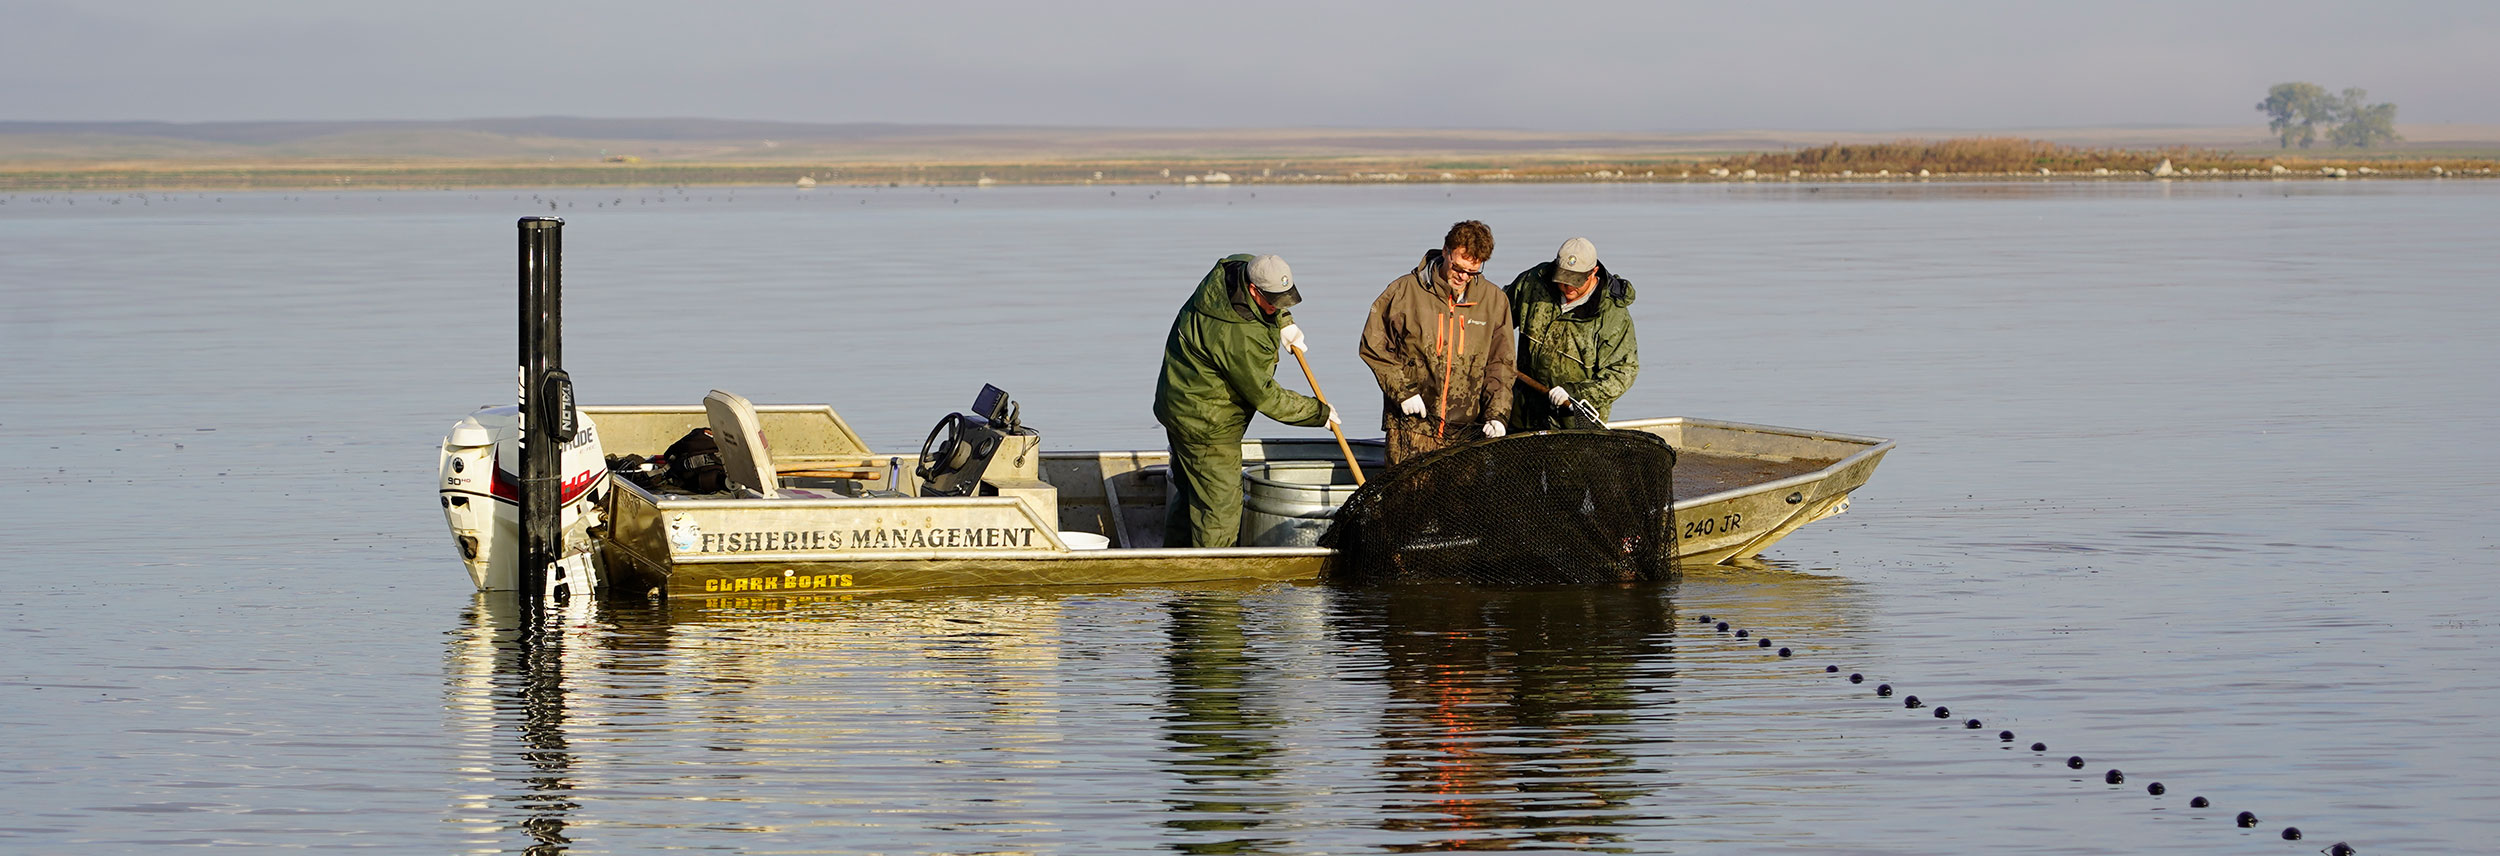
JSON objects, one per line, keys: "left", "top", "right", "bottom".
{"left": 6, "top": 119, "right": 2498, "bottom": 191}
{"left": 2, "top": 158, "right": 2488, "bottom": 192}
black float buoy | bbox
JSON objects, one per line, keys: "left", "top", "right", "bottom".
{"left": 1757, "top": 638, "right": 1772, "bottom": 647}
{"left": 1697, "top": 615, "right": 1712, "bottom": 624}
{"left": 2146, "top": 782, "right": 2165, "bottom": 795}
{"left": 1735, "top": 629, "right": 1750, "bottom": 638}
{"left": 2236, "top": 810, "right": 2259, "bottom": 828}
{"left": 1850, "top": 673, "right": 1864, "bottom": 683}
{"left": 1933, "top": 706, "right": 1951, "bottom": 718}
{"left": 1904, "top": 695, "right": 1923, "bottom": 708}
{"left": 1716, "top": 622, "right": 1730, "bottom": 632}
{"left": 1778, "top": 648, "right": 1793, "bottom": 657}
{"left": 2105, "top": 769, "right": 2125, "bottom": 784}
{"left": 1877, "top": 684, "right": 1893, "bottom": 696}
{"left": 2189, "top": 796, "right": 2209, "bottom": 808}
{"left": 1966, "top": 719, "right": 1983, "bottom": 729}
{"left": 2030, "top": 742, "right": 2047, "bottom": 752}
{"left": 2066, "top": 756, "right": 2086, "bottom": 769}
{"left": 1998, "top": 730, "right": 2014, "bottom": 740}
{"left": 2281, "top": 827, "right": 2302, "bottom": 840}
{"left": 1825, "top": 665, "right": 1839, "bottom": 673}
{"left": 2328, "top": 842, "right": 2356, "bottom": 855}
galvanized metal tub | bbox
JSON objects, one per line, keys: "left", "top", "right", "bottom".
{"left": 1240, "top": 461, "right": 1363, "bottom": 547}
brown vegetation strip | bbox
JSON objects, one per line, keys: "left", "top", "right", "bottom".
{"left": 2, "top": 139, "right": 2491, "bottom": 191}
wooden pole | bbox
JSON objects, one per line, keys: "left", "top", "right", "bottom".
{"left": 1288, "top": 343, "right": 1365, "bottom": 486}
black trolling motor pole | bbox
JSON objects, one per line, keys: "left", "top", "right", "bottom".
{"left": 516, "top": 217, "right": 576, "bottom": 631}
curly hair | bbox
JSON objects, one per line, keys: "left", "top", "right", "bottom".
{"left": 1442, "top": 220, "right": 1494, "bottom": 262}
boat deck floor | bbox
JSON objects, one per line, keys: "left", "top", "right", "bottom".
{"left": 1675, "top": 450, "right": 1839, "bottom": 498}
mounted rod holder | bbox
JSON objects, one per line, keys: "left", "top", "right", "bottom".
{"left": 516, "top": 217, "right": 565, "bottom": 627}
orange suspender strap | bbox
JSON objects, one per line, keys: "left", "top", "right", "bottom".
{"left": 1437, "top": 291, "right": 1459, "bottom": 440}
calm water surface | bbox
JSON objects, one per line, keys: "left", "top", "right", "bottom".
{"left": 2, "top": 181, "right": 2494, "bottom": 853}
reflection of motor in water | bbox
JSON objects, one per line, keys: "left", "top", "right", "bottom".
{"left": 446, "top": 593, "right": 589, "bottom": 853}
{"left": 1333, "top": 585, "right": 1676, "bottom": 847}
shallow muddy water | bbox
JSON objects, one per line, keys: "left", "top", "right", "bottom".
{"left": 3, "top": 180, "right": 2494, "bottom": 853}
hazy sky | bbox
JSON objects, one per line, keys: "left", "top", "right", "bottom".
{"left": 5, "top": 0, "right": 2493, "bottom": 130}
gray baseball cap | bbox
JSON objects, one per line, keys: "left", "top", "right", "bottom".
{"left": 1554, "top": 237, "right": 1597, "bottom": 273}
{"left": 1248, "top": 254, "right": 1302, "bottom": 309}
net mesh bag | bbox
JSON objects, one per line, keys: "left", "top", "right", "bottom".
{"left": 1320, "top": 430, "right": 1678, "bottom": 585}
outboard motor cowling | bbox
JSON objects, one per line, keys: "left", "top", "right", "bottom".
{"left": 439, "top": 405, "right": 607, "bottom": 591}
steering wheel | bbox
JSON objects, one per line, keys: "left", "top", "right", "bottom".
{"left": 915, "top": 413, "right": 1002, "bottom": 493}
{"left": 916, "top": 413, "right": 970, "bottom": 484}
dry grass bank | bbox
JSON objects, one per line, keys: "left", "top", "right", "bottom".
{"left": 1, "top": 137, "right": 2492, "bottom": 191}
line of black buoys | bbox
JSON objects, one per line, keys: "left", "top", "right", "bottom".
{"left": 1713, "top": 616, "right": 2351, "bottom": 851}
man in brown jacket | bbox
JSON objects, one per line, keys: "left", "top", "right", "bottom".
{"left": 1360, "top": 220, "right": 1517, "bottom": 465}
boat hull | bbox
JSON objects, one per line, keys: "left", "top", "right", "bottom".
{"left": 569, "top": 407, "right": 1891, "bottom": 599}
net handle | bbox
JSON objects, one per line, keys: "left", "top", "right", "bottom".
{"left": 1289, "top": 343, "right": 1366, "bottom": 486}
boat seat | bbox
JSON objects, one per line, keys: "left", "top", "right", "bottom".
{"left": 703, "top": 389, "right": 836, "bottom": 499}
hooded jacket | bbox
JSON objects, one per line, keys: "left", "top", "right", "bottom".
{"left": 1360, "top": 249, "right": 1516, "bottom": 436}
{"left": 1153, "top": 255, "right": 1328, "bottom": 442}
{"left": 1504, "top": 260, "right": 1639, "bottom": 425}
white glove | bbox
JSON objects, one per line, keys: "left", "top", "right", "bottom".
{"left": 1279, "top": 323, "right": 1306, "bottom": 352}
{"left": 1399, "top": 395, "right": 1426, "bottom": 417}
{"left": 1325, "top": 406, "right": 1342, "bottom": 428}
{"left": 1482, "top": 420, "right": 1506, "bottom": 438}
{"left": 1548, "top": 385, "right": 1573, "bottom": 406}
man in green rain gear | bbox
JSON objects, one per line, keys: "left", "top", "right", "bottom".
{"left": 1504, "top": 237, "right": 1640, "bottom": 430}
{"left": 1153, "top": 254, "right": 1340, "bottom": 547}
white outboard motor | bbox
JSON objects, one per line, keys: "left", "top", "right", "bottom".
{"left": 439, "top": 405, "right": 607, "bottom": 592}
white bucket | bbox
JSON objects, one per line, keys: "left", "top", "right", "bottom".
{"left": 1058, "top": 531, "right": 1112, "bottom": 550}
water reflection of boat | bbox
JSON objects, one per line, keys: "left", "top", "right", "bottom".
{"left": 444, "top": 594, "right": 594, "bottom": 853}
{"left": 443, "top": 566, "right": 1871, "bottom": 851}
{"left": 1329, "top": 585, "right": 1677, "bottom": 848}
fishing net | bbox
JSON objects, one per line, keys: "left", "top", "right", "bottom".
{"left": 1320, "top": 430, "right": 1678, "bottom": 585}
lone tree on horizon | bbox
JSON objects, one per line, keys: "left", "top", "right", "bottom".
{"left": 2258, "top": 82, "right": 2401, "bottom": 149}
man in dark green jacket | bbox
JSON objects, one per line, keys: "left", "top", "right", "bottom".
{"left": 1503, "top": 237, "right": 1639, "bottom": 430}
{"left": 1153, "top": 254, "right": 1339, "bottom": 547}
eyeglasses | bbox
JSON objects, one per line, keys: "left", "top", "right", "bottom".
{"left": 1444, "top": 258, "right": 1482, "bottom": 278}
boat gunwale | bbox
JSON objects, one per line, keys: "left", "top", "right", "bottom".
{"left": 1604, "top": 416, "right": 1895, "bottom": 509}
{"left": 594, "top": 410, "right": 1891, "bottom": 568}
{"left": 664, "top": 545, "right": 1338, "bottom": 564}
